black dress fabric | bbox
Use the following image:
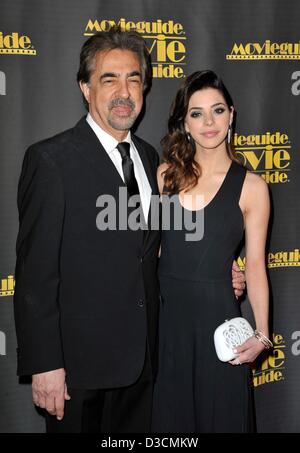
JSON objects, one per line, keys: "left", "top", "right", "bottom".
{"left": 152, "top": 161, "right": 255, "bottom": 433}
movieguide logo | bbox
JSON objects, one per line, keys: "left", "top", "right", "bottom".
{"left": 227, "top": 40, "right": 300, "bottom": 60}
{"left": 0, "top": 31, "right": 37, "bottom": 55}
{"left": 237, "top": 249, "right": 300, "bottom": 270}
{"left": 84, "top": 18, "right": 186, "bottom": 78}
{"left": 234, "top": 131, "right": 291, "bottom": 184}
{"left": 0, "top": 275, "right": 15, "bottom": 297}
{"left": 252, "top": 332, "right": 285, "bottom": 388}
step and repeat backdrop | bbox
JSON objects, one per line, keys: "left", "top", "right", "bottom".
{"left": 0, "top": 0, "right": 299, "bottom": 433}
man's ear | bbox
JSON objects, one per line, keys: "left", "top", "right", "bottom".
{"left": 79, "top": 81, "right": 90, "bottom": 105}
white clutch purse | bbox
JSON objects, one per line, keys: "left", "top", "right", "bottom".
{"left": 214, "top": 317, "right": 254, "bottom": 362}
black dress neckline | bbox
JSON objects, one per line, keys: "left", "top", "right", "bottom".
{"left": 178, "top": 161, "right": 234, "bottom": 212}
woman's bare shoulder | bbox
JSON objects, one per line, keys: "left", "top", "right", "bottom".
{"left": 244, "top": 170, "right": 268, "bottom": 193}
{"left": 241, "top": 170, "right": 269, "bottom": 212}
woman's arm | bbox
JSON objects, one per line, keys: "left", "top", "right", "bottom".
{"left": 244, "top": 172, "right": 270, "bottom": 336}
{"left": 230, "top": 172, "right": 270, "bottom": 365}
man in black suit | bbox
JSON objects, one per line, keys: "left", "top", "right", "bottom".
{"left": 14, "top": 27, "right": 245, "bottom": 433}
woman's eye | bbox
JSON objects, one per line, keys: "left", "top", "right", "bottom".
{"left": 215, "top": 108, "right": 225, "bottom": 114}
{"left": 191, "top": 111, "right": 202, "bottom": 118}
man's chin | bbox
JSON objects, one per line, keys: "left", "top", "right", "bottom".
{"left": 108, "top": 116, "right": 137, "bottom": 131}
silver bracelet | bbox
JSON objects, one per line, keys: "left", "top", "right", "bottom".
{"left": 254, "top": 330, "right": 273, "bottom": 349}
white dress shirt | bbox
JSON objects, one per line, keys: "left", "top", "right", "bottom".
{"left": 86, "top": 113, "right": 152, "bottom": 222}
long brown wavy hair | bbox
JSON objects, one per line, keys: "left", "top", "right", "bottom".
{"left": 162, "top": 70, "right": 239, "bottom": 195}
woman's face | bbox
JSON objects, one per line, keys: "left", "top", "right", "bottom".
{"left": 184, "top": 87, "right": 233, "bottom": 150}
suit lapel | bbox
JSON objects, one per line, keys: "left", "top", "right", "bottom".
{"left": 72, "top": 116, "right": 126, "bottom": 195}
{"left": 132, "top": 135, "right": 159, "bottom": 247}
{"left": 72, "top": 117, "right": 158, "bottom": 248}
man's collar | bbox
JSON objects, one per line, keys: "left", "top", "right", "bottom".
{"left": 86, "top": 113, "right": 131, "bottom": 154}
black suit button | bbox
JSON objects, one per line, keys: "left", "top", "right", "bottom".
{"left": 138, "top": 299, "right": 144, "bottom": 307}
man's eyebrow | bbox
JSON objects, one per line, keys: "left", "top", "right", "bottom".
{"left": 128, "top": 71, "right": 142, "bottom": 78}
{"left": 100, "top": 71, "right": 142, "bottom": 81}
{"left": 100, "top": 72, "right": 117, "bottom": 81}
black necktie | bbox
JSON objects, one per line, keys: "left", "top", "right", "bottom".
{"left": 117, "top": 142, "right": 140, "bottom": 197}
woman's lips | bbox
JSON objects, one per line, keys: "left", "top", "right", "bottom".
{"left": 202, "top": 131, "right": 219, "bottom": 138}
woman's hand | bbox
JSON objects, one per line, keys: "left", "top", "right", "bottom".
{"left": 229, "top": 336, "right": 265, "bottom": 365}
{"left": 232, "top": 261, "right": 246, "bottom": 298}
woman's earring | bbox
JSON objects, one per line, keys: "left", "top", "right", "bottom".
{"left": 227, "top": 125, "right": 231, "bottom": 144}
{"left": 186, "top": 132, "right": 191, "bottom": 142}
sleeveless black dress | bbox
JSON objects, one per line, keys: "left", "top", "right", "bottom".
{"left": 152, "top": 161, "right": 254, "bottom": 433}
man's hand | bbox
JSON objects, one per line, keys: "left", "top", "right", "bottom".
{"left": 32, "top": 368, "right": 70, "bottom": 420}
{"left": 232, "top": 260, "right": 246, "bottom": 298}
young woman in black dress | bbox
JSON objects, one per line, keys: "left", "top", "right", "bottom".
{"left": 152, "top": 70, "right": 271, "bottom": 433}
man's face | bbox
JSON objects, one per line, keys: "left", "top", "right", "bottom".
{"left": 80, "top": 48, "right": 144, "bottom": 140}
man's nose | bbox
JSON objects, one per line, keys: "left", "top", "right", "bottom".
{"left": 118, "top": 80, "right": 130, "bottom": 98}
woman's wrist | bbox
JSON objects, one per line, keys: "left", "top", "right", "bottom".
{"left": 254, "top": 330, "right": 273, "bottom": 349}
